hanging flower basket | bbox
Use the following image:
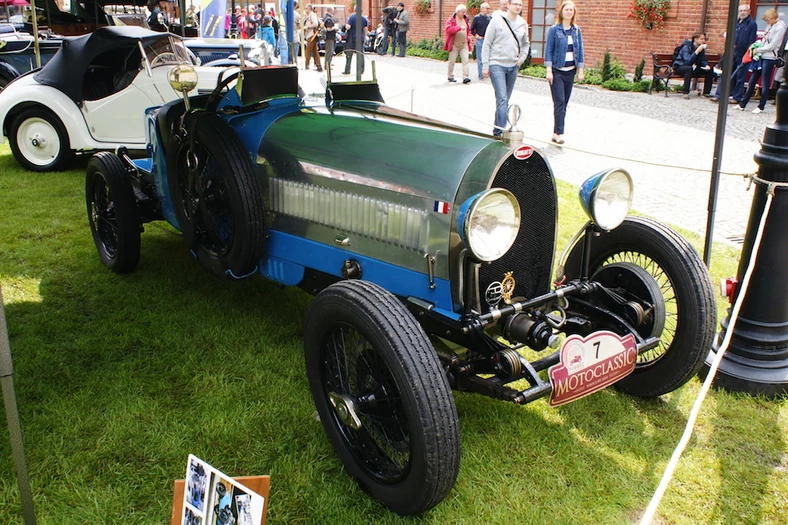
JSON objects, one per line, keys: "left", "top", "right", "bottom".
{"left": 415, "top": 0, "right": 432, "bottom": 14}
{"left": 466, "top": 0, "right": 480, "bottom": 17}
{"left": 629, "top": 0, "right": 670, "bottom": 30}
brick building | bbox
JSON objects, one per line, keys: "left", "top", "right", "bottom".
{"left": 326, "top": 0, "right": 778, "bottom": 74}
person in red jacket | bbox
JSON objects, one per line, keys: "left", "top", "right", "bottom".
{"left": 444, "top": 4, "right": 473, "bottom": 83}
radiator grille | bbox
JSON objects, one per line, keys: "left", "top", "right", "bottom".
{"left": 269, "top": 178, "right": 429, "bottom": 252}
{"left": 478, "top": 154, "right": 557, "bottom": 313}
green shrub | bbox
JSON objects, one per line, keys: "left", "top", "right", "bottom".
{"left": 632, "top": 79, "right": 651, "bottom": 92}
{"left": 634, "top": 58, "right": 645, "bottom": 82}
{"left": 601, "top": 78, "right": 633, "bottom": 91}
{"left": 601, "top": 50, "right": 612, "bottom": 81}
{"left": 580, "top": 67, "right": 603, "bottom": 85}
{"left": 600, "top": 50, "right": 626, "bottom": 82}
{"left": 521, "top": 64, "right": 546, "bottom": 78}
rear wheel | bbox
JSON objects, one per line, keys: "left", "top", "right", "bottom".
{"left": 304, "top": 280, "right": 460, "bottom": 515}
{"left": 168, "top": 112, "right": 265, "bottom": 277}
{"left": 86, "top": 152, "right": 140, "bottom": 273}
{"left": 564, "top": 216, "right": 716, "bottom": 397}
{"left": 10, "top": 107, "right": 74, "bottom": 172}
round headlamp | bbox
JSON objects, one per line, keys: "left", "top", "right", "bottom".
{"left": 457, "top": 189, "right": 521, "bottom": 262}
{"left": 579, "top": 169, "right": 633, "bottom": 231}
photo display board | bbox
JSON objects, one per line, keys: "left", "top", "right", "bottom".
{"left": 182, "top": 455, "right": 265, "bottom": 525}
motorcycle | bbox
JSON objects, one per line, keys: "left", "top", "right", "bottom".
{"left": 364, "top": 23, "right": 384, "bottom": 53}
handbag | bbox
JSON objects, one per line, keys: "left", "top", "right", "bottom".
{"left": 742, "top": 47, "right": 752, "bottom": 64}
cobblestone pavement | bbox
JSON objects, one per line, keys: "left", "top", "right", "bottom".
{"left": 303, "top": 55, "right": 776, "bottom": 247}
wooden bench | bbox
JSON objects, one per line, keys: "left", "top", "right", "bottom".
{"left": 649, "top": 51, "right": 721, "bottom": 97}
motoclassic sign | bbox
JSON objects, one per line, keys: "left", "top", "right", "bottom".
{"left": 548, "top": 331, "right": 638, "bottom": 407}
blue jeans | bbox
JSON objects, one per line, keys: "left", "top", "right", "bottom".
{"left": 475, "top": 38, "right": 484, "bottom": 79}
{"left": 714, "top": 56, "right": 743, "bottom": 100}
{"left": 741, "top": 59, "right": 777, "bottom": 110}
{"left": 550, "top": 68, "right": 576, "bottom": 134}
{"left": 489, "top": 64, "right": 518, "bottom": 136}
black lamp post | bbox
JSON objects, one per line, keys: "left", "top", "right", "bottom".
{"left": 705, "top": 70, "right": 788, "bottom": 396}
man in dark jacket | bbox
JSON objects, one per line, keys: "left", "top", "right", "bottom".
{"left": 380, "top": 4, "right": 398, "bottom": 55}
{"left": 343, "top": 11, "right": 369, "bottom": 75}
{"left": 470, "top": 3, "right": 491, "bottom": 80}
{"left": 673, "top": 31, "right": 714, "bottom": 98}
{"left": 725, "top": 4, "right": 759, "bottom": 104}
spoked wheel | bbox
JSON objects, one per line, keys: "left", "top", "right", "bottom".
{"left": 564, "top": 216, "right": 716, "bottom": 397}
{"left": 10, "top": 107, "right": 74, "bottom": 172}
{"left": 168, "top": 112, "right": 265, "bottom": 276}
{"left": 85, "top": 152, "right": 140, "bottom": 273}
{"left": 305, "top": 281, "right": 460, "bottom": 515}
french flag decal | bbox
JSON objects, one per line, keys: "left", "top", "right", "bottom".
{"left": 434, "top": 200, "right": 450, "bottom": 214}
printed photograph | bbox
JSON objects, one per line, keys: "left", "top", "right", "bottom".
{"left": 235, "top": 494, "right": 254, "bottom": 525}
{"left": 186, "top": 456, "right": 209, "bottom": 513}
{"left": 183, "top": 506, "right": 203, "bottom": 525}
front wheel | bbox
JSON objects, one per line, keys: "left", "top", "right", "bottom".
{"left": 304, "top": 280, "right": 460, "bottom": 515}
{"left": 167, "top": 112, "right": 265, "bottom": 277}
{"left": 564, "top": 216, "right": 716, "bottom": 397}
{"left": 86, "top": 152, "right": 141, "bottom": 273}
{"left": 9, "top": 107, "right": 74, "bottom": 172}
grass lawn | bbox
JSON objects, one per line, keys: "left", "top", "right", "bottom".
{"left": 0, "top": 142, "right": 786, "bottom": 525}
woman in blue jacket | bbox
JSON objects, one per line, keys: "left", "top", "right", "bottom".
{"left": 544, "top": 0, "right": 584, "bottom": 145}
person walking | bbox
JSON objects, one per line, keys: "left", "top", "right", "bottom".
{"left": 259, "top": 15, "right": 276, "bottom": 48}
{"left": 738, "top": 8, "right": 786, "bottom": 114}
{"left": 471, "top": 2, "right": 491, "bottom": 80}
{"left": 343, "top": 9, "right": 369, "bottom": 75}
{"left": 544, "top": 0, "right": 584, "bottom": 144}
{"left": 672, "top": 31, "right": 714, "bottom": 99}
{"left": 304, "top": 4, "right": 323, "bottom": 71}
{"left": 393, "top": 2, "right": 409, "bottom": 57}
{"left": 323, "top": 7, "right": 337, "bottom": 66}
{"left": 710, "top": 4, "right": 757, "bottom": 103}
{"left": 482, "top": 0, "right": 529, "bottom": 137}
{"left": 445, "top": 4, "right": 472, "bottom": 83}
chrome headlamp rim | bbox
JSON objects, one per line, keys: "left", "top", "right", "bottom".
{"left": 579, "top": 168, "right": 634, "bottom": 232}
{"left": 460, "top": 188, "right": 521, "bottom": 263}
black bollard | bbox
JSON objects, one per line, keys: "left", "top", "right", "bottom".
{"left": 704, "top": 71, "right": 788, "bottom": 396}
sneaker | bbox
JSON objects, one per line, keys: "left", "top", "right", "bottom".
{"left": 728, "top": 98, "right": 739, "bottom": 104}
{"left": 710, "top": 97, "right": 719, "bottom": 103}
{"left": 735, "top": 105, "right": 745, "bottom": 111}
{"left": 463, "top": 78, "right": 471, "bottom": 84}
{"left": 448, "top": 77, "right": 457, "bottom": 83}
{"left": 752, "top": 107, "right": 762, "bottom": 114}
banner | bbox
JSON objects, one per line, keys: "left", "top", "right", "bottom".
{"left": 200, "top": 0, "right": 227, "bottom": 39}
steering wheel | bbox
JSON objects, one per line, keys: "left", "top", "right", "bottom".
{"left": 205, "top": 70, "right": 241, "bottom": 112}
{"left": 150, "top": 52, "right": 178, "bottom": 67}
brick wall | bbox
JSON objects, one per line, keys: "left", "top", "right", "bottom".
{"left": 318, "top": 0, "right": 735, "bottom": 75}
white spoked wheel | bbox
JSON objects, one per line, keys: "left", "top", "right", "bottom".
{"left": 9, "top": 107, "right": 74, "bottom": 172}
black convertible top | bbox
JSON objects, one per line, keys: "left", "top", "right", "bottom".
{"left": 34, "top": 27, "right": 175, "bottom": 103}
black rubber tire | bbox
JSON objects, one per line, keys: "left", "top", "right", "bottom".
{"left": 167, "top": 112, "right": 265, "bottom": 277}
{"left": 564, "top": 216, "right": 716, "bottom": 397}
{"left": 304, "top": 280, "right": 460, "bottom": 515}
{"left": 9, "top": 106, "right": 75, "bottom": 172}
{"left": 86, "top": 152, "right": 141, "bottom": 274}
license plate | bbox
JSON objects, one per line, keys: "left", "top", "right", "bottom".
{"left": 548, "top": 331, "right": 638, "bottom": 407}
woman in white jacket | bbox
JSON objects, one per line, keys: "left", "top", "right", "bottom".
{"left": 481, "top": 0, "right": 529, "bottom": 137}
{"left": 738, "top": 8, "right": 786, "bottom": 114}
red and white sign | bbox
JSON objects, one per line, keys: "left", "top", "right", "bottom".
{"left": 513, "top": 145, "right": 533, "bottom": 160}
{"left": 548, "top": 331, "right": 638, "bottom": 407}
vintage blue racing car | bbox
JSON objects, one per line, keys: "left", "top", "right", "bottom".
{"left": 85, "top": 61, "right": 717, "bottom": 515}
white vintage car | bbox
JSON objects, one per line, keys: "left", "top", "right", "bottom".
{"left": 0, "top": 26, "right": 228, "bottom": 171}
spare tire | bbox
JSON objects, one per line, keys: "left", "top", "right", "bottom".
{"left": 167, "top": 111, "right": 265, "bottom": 277}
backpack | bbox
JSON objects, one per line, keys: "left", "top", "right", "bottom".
{"left": 672, "top": 43, "right": 683, "bottom": 64}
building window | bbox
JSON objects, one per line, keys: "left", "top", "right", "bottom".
{"left": 529, "top": 0, "right": 556, "bottom": 61}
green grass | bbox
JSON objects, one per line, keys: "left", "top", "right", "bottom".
{"left": 1, "top": 143, "right": 786, "bottom": 525}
